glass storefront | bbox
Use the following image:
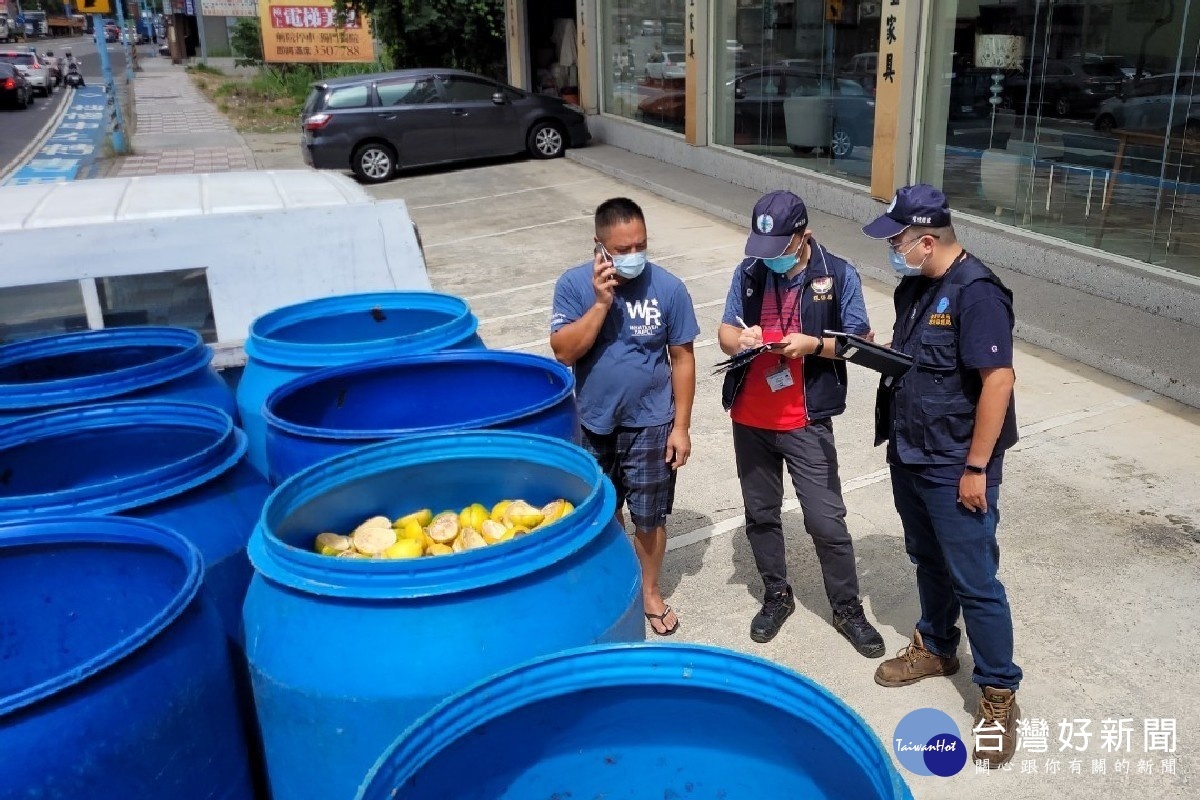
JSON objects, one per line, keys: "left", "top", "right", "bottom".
{"left": 919, "top": 0, "right": 1200, "bottom": 276}
{"left": 601, "top": 0, "right": 689, "bottom": 134}
{"left": 711, "top": 0, "right": 879, "bottom": 185}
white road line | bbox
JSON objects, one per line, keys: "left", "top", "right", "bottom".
{"left": 425, "top": 215, "right": 593, "bottom": 248}
{"left": 408, "top": 178, "right": 605, "bottom": 210}
{"left": 666, "top": 389, "right": 1157, "bottom": 552}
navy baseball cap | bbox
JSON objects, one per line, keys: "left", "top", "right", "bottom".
{"left": 746, "top": 190, "right": 808, "bottom": 259}
{"left": 862, "top": 184, "right": 952, "bottom": 239}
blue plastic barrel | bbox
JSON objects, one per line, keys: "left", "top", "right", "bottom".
{"left": 0, "top": 401, "right": 270, "bottom": 641}
{"left": 243, "top": 430, "right": 644, "bottom": 800}
{"left": 360, "top": 643, "right": 913, "bottom": 800}
{"left": 0, "top": 326, "right": 236, "bottom": 422}
{"left": 237, "top": 292, "right": 483, "bottom": 475}
{"left": 0, "top": 517, "right": 255, "bottom": 800}
{"left": 262, "top": 351, "right": 578, "bottom": 484}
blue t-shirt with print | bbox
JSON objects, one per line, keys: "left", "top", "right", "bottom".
{"left": 551, "top": 261, "right": 700, "bottom": 435}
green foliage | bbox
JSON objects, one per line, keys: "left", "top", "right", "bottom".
{"left": 334, "top": 0, "right": 506, "bottom": 79}
{"left": 188, "top": 63, "right": 226, "bottom": 75}
{"left": 231, "top": 17, "right": 264, "bottom": 66}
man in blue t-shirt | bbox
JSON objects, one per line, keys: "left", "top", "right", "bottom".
{"left": 551, "top": 197, "right": 700, "bottom": 636}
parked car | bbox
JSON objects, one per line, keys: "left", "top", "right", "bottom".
{"left": 104, "top": 23, "right": 119, "bottom": 43}
{"left": 0, "top": 49, "right": 51, "bottom": 96}
{"left": 39, "top": 50, "right": 59, "bottom": 86}
{"left": 1093, "top": 72, "right": 1200, "bottom": 133}
{"left": 301, "top": 68, "right": 591, "bottom": 184}
{"left": 726, "top": 67, "right": 875, "bottom": 158}
{"left": 1004, "top": 57, "right": 1124, "bottom": 117}
{"left": 635, "top": 78, "right": 685, "bottom": 128}
{"left": 645, "top": 51, "right": 686, "bottom": 81}
{"left": 0, "top": 62, "right": 32, "bottom": 109}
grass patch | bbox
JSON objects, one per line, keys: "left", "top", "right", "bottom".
{"left": 190, "top": 63, "right": 386, "bottom": 134}
{"left": 188, "top": 63, "right": 225, "bottom": 76}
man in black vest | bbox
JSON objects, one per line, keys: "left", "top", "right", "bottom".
{"left": 862, "top": 184, "right": 1022, "bottom": 769}
{"left": 718, "top": 190, "right": 884, "bottom": 657}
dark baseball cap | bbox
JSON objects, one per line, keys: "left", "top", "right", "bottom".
{"left": 745, "top": 190, "right": 808, "bottom": 259}
{"left": 862, "top": 184, "right": 952, "bottom": 239}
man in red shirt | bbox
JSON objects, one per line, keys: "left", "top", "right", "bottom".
{"left": 717, "top": 190, "right": 884, "bottom": 655}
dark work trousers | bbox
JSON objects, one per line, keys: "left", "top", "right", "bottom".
{"left": 732, "top": 418, "right": 862, "bottom": 611}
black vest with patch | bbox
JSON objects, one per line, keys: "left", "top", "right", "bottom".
{"left": 720, "top": 243, "right": 853, "bottom": 420}
{"left": 874, "top": 252, "right": 1020, "bottom": 464}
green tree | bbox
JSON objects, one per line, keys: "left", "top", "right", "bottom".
{"left": 231, "top": 16, "right": 264, "bottom": 66}
{"left": 335, "top": 0, "right": 506, "bottom": 79}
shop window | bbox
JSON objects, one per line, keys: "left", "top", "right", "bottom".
{"left": 601, "top": 0, "right": 688, "bottom": 134}
{"left": 918, "top": 0, "right": 1200, "bottom": 277}
{"left": 712, "top": 0, "right": 876, "bottom": 185}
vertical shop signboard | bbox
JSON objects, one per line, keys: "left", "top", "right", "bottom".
{"left": 870, "top": 0, "right": 905, "bottom": 200}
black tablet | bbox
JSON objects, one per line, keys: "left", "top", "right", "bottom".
{"left": 824, "top": 330, "right": 914, "bottom": 378}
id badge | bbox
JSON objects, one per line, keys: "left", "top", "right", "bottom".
{"left": 765, "top": 360, "right": 794, "bottom": 392}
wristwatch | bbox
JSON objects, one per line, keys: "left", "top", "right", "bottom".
{"left": 964, "top": 464, "right": 986, "bottom": 475}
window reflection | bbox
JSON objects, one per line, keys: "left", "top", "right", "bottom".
{"left": 602, "top": 1, "right": 688, "bottom": 134}
{"left": 921, "top": 0, "right": 1200, "bottom": 276}
{"left": 713, "top": 0, "right": 877, "bottom": 185}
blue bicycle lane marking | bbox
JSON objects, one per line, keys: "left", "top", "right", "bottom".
{"left": 4, "top": 86, "right": 112, "bottom": 186}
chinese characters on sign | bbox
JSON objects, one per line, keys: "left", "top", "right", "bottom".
{"left": 870, "top": 0, "right": 905, "bottom": 199}
{"left": 201, "top": 0, "right": 258, "bottom": 17}
{"left": 259, "top": 0, "right": 375, "bottom": 63}
{"left": 972, "top": 717, "right": 1180, "bottom": 775}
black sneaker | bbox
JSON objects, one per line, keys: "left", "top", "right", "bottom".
{"left": 833, "top": 605, "right": 886, "bottom": 658}
{"left": 750, "top": 586, "right": 796, "bottom": 643}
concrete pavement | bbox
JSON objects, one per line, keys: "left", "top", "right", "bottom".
{"left": 97, "top": 61, "right": 1200, "bottom": 799}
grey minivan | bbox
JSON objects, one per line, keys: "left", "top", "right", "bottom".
{"left": 301, "top": 68, "right": 591, "bottom": 183}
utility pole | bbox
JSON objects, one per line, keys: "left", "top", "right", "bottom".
{"left": 94, "top": 18, "right": 128, "bottom": 153}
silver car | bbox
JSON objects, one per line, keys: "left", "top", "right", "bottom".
{"left": 0, "top": 49, "right": 52, "bottom": 96}
{"left": 1094, "top": 72, "right": 1200, "bottom": 133}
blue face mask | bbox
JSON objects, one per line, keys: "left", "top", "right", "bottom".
{"left": 763, "top": 252, "right": 799, "bottom": 274}
{"left": 889, "top": 240, "right": 925, "bottom": 278}
{"left": 611, "top": 250, "right": 647, "bottom": 279}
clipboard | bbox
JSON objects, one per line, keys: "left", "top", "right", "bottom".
{"left": 824, "top": 330, "right": 913, "bottom": 378}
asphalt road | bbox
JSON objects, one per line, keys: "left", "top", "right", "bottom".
{"left": 0, "top": 35, "right": 132, "bottom": 175}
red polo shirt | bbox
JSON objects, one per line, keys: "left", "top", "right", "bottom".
{"left": 731, "top": 275, "right": 807, "bottom": 431}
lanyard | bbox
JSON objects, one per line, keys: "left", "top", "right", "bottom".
{"left": 769, "top": 273, "right": 802, "bottom": 336}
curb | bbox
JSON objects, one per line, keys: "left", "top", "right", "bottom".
{"left": 0, "top": 88, "right": 74, "bottom": 184}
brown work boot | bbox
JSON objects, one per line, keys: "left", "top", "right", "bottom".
{"left": 972, "top": 687, "right": 1020, "bottom": 768}
{"left": 873, "top": 630, "right": 960, "bottom": 687}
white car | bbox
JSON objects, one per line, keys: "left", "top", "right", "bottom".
{"left": 0, "top": 49, "right": 51, "bottom": 96}
{"left": 645, "top": 51, "right": 686, "bottom": 81}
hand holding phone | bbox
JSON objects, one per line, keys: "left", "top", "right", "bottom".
{"left": 593, "top": 244, "right": 618, "bottom": 308}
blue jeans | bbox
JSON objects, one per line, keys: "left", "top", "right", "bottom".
{"left": 890, "top": 465, "right": 1022, "bottom": 690}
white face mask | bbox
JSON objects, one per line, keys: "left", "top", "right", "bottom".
{"left": 889, "top": 239, "right": 927, "bottom": 278}
{"left": 611, "top": 251, "right": 647, "bottom": 279}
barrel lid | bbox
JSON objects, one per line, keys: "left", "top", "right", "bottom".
{"left": 0, "top": 327, "right": 212, "bottom": 410}
{"left": 0, "top": 517, "right": 203, "bottom": 716}
{"left": 244, "top": 292, "right": 479, "bottom": 369}
{"left": 248, "top": 430, "right": 615, "bottom": 599}
{"left": 0, "top": 401, "right": 246, "bottom": 519}
{"left": 358, "top": 643, "right": 913, "bottom": 800}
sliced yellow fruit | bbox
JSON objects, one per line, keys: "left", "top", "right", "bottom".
{"left": 314, "top": 532, "right": 352, "bottom": 556}
{"left": 358, "top": 515, "right": 393, "bottom": 530}
{"left": 459, "top": 503, "right": 488, "bottom": 530}
{"left": 490, "top": 500, "right": 512, "bottom": 523}
{"left": 480, "top": 519, "right": 509, "bottom": 544}
{"left": 504, "top": 499, "right": 544, "bottom": 529}
{"left": 336, "top": 550, "right": 368, "bottom": 559}
{"left": 350, "top": 524, "right": 397, "bottom": 555}
{"left": 452, "top": 535, "right": 466, "bottom": 553}
{"left": 383, "top": 538, "right": 424, "bottom": 559}
{"left": 427, "top": 512, "right": 461, "bottom": 544}
{"left": 394, "top": 508, "right": 433, "bottom": 529}
{"left": 540, "top": 499, "right": 574, "bottom": 526}
{"left": 397, "top": 518, "right": 426, "bottom": 543}
{"left": 510, "top": 526, "right": 531, "bottom": 538}
{"left": 426, "top": 543, "right": 454, "bottom": 557}
{"left": 460, "top": 527, "right": 488, "bottom": 550}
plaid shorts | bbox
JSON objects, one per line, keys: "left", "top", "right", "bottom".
{"left": 580, "top": 421, "right": 677, "bottom": 531}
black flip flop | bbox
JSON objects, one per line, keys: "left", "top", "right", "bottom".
{"left": 645, "top": 605, "right": 679, "bottom": 636}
